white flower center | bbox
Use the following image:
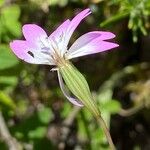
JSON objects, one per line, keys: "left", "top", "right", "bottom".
{"left": 39, "top": 36, "right": 67, "bottom": 66}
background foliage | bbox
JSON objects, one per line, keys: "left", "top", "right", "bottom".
{"left": 0, "top": 0, "right": 150, "bottom": 150}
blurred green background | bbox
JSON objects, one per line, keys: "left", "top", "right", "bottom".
{"left": 0, "top": 0, "right": 150, "bottom": 150}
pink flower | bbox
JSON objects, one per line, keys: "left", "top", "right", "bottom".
{"left": 10, "top": 8, "right": 119, "bottom": 106}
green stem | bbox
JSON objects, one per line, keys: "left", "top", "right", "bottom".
{"left": 96, "top": 116, "right": 115, "bottom": 150}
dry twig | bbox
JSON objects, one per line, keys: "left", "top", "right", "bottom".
{"left": 0, "top": 111, "right": 22, "bottom": 150}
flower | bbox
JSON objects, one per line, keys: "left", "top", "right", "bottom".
{"left": 10, "top": 8, "right": 119, "bottom": 108}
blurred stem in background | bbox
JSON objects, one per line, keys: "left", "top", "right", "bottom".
{"left": 119, "top": 105, "right": 144, "bottom": 117}
{"left": 0, "top": 111, "right": 22, "bottom": 150}
{"left": 58, "top": 106, "right": 81, "bottom": 149}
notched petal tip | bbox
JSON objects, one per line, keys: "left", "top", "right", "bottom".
{"left": 22, "top": 24, "right": 47, "bottom": 43}
{"left": 9, "top": 40, "right": 37, "bottom": 64}
{"left": 67, "top": 31, "right": 119, "bottom": 59}
{"left": 22, "top": 24, "right": 39, "bottom": 35}
{"left": 10, "top": 40, "right": 25, "bottom": 55}
{"left": 101, "top": 31, "right": 116, "bottom": 39}
{"left": 22, "top": 24, "right": 41, "bottom": 31}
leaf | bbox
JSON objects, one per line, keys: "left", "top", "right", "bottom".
{"left": 1, "top": 5, "right": 21, "bottom": 37}
{"left": 61, "top": 102, "right": 72, "bottom": 118}
{"left": 6, "top": 21, "right": 21, "bottom": 38}
{"left": 100, "top": 11, "right": 129, "bottom": 27}
{"left": 49, "top": 0, "right": 68, "bottom": 6}
{"left": 101, "top": 100, "right": 121, "bottom": 114}
{"left": 49, "top": 0, "right": 59, "bottom": 5}
{"left": 0, "top": 0, "right": 4, "bottom": 7}
{"left": 0, "top": 76, "right": 18, "bottom": 86}
{"left": 0, "top": 91, "right": 16, "bottom": 109}
{"left": 77, "top": 115, "right": 88, "bottom": 140}
{"left": 28, "top": 126, "right": 47, "bottom": 139}
{"left": 2, "top": 5, "right": 20, "bottom": 20}
{"left": 59, "top": 0, "right": 68, "bottom": 6}
{"left": 0, "top": 45, "right": 19, "bottom": 70}
{"left": 37, "top": 106, "right": 53, "bottom": 124}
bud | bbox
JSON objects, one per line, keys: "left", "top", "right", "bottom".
{"left": 59, "top": 62, "right": 100, "bottom": 117}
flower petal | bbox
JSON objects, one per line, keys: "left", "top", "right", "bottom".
{"left": 49, "top": 19, "right": 71, "bottom": 56}
{"left": 48, "top": 9, "right": 91, "bottom": 57}
{"left": 49, "top": 19, "right": 70, "bottom": 39}
{"left": 10, "top": 40, "right": 54, "bottom": 65}
{"left": 64, "top": 8, "right": 91, "bottom": 47}
{"left": 22, "top": 24, "right": 48, "bottom": 45}
{"left": 57, "top": 70, "right": 83, "bottom": 107}
{"left": 66, "top": 32, "right": 119, "bottom": 59}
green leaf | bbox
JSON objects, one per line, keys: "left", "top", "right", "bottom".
{"left": 49, "top": 0, "right": 59, "bottom": 5}
{"left": 0, "top": 91, "right": 16, "bottom": 109}
{"left": 2, "top": 5, "right": 20, "bottom": 21}
{"left": 49, "top": 0, "right": 68, "bottom": 6}
{"left": 101, "top": 100, "right": 121, "bottom": 114}
{"left": 61, "top": 102, "right": 72, "bottom": 118}
{"left": 37, "top": 106, "right": 53, "bottom": 124}
{"left": 5, "top": 21, "right": 21, "bottom": 37}
{"left": 1, "top": 5, "right": 21, "bottom": 37}
{"left": 100, "top": 11, "right": 129, "bottom": 27}
{"left": 59, "top": 0, "right": 68, "bottom": 6}
{"left": 0, "top": 76, "right": 18, "bottom": 86}
{"left": 77, "top": 115, "right": 88, "bottom": 140}
{"left": 0, "top": 0, "right": 4, "bottom": 7}
{"left": 28, "top": 126, "right": 47, "bottom": 139}
{"left": 0, "top": 45, "right": 19, "bottom": 70}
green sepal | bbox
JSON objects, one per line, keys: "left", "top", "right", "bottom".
{"left": 59, "top": 62, "right": 100, "bottom": 117}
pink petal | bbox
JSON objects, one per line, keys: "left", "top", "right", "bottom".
{"left": 10, "top": 40, "right": 36, "bottom": 64}
{"left": 49, "top": 19, "right": 70, "bottom": 39}
{"left": 67, "top": 32, "right": 119, "bottom": 59}
{"left": 67, "top": 31, "right": 116, "bottom": 54}
{"left": 57, "top": 71, "right": 84, "bottom": 107}
{"left": 64, "top": 8, "right": 91, "bottom": 47}
{"left": 22, "top": 24, "right": 47, "bottom": 44}
{"left": 10, "top": 40, "right": 54, "bottom": 65}
{"left": 49, "top": 20, "right": 71, "bottom": 55}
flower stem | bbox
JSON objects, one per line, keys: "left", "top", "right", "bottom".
{"left": 96, "top": 115, "right": 115, "bottom": 150}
